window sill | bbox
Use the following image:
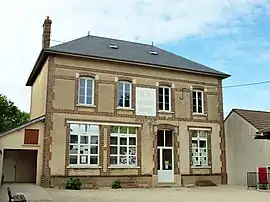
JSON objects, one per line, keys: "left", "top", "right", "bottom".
{"left": 22, "top": 144, "right": 40, "bottom": 147}
{"left": 116, "top": 107, "right": 134, "bottom": 111}
{"left": 191, "top": 166, "right": 211, "bottom": 169}
{"left": 158, "top": 110, "right": 174, "bottom": 114}
{"left": 108, "top": 165, "right": 140, "bottom": 169}
{"left": 76, "top": 104, "right": 96, "bottom": 108}
{"left": 67, "top": 165, "right": 101, "bottom": 169}
{"left": 192, "top": 113, "right": 207, "bottom": 116}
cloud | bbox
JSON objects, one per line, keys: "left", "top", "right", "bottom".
{"left": 0, "top": 0, "right": 270, "bottom": 111}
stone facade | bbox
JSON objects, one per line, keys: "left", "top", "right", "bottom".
{"left": 31, "top": 54, "right": 227, "bottom": 188}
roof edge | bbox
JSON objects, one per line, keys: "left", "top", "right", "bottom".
{"left": 26, "top": 50, "right": 47, "bottom": 86}
{"left": 26, "top": 49, "right": 230, "bottom": 86}
{"left": 0, "top": 115, "right": 45, "bottom": 137}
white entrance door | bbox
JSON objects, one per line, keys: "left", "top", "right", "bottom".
{"left": 157, "top": 130, "right": 174, "bottom": 183}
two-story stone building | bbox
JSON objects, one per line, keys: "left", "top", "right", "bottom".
{"left": 0, "top": 17, "right": 230, "bottom": 188}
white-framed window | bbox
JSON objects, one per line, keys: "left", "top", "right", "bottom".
{"left": 192, "top": 90, "right": 204, "bottom": 114}
{"left": 78, "top": 77, "right": 94, "bottom": 105}
{"left": 190, "top": 130, "right": 208, "bottom": 167}
{"left": 118, "top": 81, "right": 132, "bottom": 108}
{"left": 158, "top": 86, "right": 171, "bottom": 111}
{"left": 69, "top": 123, "right": 99, "bottom": 166}
{"left": 110, "top": 126, "right": 137, "bottom": 166}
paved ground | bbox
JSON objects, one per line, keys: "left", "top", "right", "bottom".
{"left": 0, "top": 183, "right": 53, "bottom": 202}
{"left": 1, "top": 184, "right": 270, "bottom": 202}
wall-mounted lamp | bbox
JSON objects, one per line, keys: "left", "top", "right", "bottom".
{"left": 189, "top": 86, "right": 193, "bottom": 91}
{"left": 204, "top": 88, "right": 207, "bottom": 92}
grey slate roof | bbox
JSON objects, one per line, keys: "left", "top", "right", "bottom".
{"left": 48, "top": 35, "right": 229, "bottom": 77}
{"left": 26, "top": 35, "right": 230, "bottom": 86}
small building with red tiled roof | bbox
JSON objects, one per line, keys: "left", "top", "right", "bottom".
{"left": 225, "top": 109, "right": 270, "bottom": 186}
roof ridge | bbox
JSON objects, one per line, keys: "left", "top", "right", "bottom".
{"left": 233, "top": 108, "right": 270, "bottom": 113}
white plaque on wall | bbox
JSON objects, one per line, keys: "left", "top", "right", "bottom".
{"left": 136, "top": 87, "right": 156, "bottom": 116}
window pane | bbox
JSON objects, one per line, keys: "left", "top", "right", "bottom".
{"left": 91, "top": 136, "right": 98, "bottom": 144}
{"left": 90, "top": 146, "right": 98, "bottom": 154}
{"left": 129, "top": 137, "right": 136, "bottom": 145}
{"left": 70, "top": 135, "right": 78, "bottom": 144}
{"left": 164, "top": 88, "right": 169, "bottom": 96}
{"left": 192, "top": 91, "right": 197, "bottom": 99}
{"left": 118, "top": 96, "right": 123, "bottom": 107}
{"left": 191, "top": 131, "right": 198, "bottom": 138}
{"left": 120, "top": 137, "right": 127, "bottom": 145}
{"left": 80, "top": 136, "right": 88, "bottom": 144}
{"left": 157, "top": 149, "right": 160, "bottom": 170}
{"left": 159, "top": 102, "right": 163, "bottom": 110}
{"left": 120, "top": 126, "right": 128, "bottom": 134}
{"left": 90, "top": 156, "right": 98, "bottom": 165}
{"left": 69, "top": 156, "right": 77, "bottom": 164}
{"left": 125, "top": 83, "right": 131, "bottom": 92}
{"left": 129, "top": 147, "right": 136, "bottom": 155}
{"left": 70, "top": 145, "right": 78, "bottom": 154}
{"left": 80, "top": 78, "right": 85, "bottom": 86}
{"left": 165, "top": 131, "right": 173, "bottom": 146}
{"left": 124, "top": 95, "right": 130, "bottom": 107}
{"left": 118, "top": 82, "right": 124, "bottom": 92}
{"left": 199, "top": 140, "right": 206, "bottom": 148}
{"left": 129, "top": 156, "right": 136, "bottom": 165}
{"left": 110, "top": 126, "right": 118, "bottom": 133}
{"left": 198, "top": 105, "right": 203, "bottom": 113}
{"left": 110, "top": 156, "right": 117, "bottom": 164}
{"left": 70, "top": 124, "right": 84, "bottom": 133}
{"left": 79, "top": 95, "right": 85, "bottom": 104}
{"left": 80, "top": 155, "right": 88, "bottom": 164}
{"left": 120, "top": 147, "right": 127, "bottom": 155}
{"left": 86, "top": 125, "right": 99, "bottom": 134}
{"left": 110, "top": 146, "right": 117, "bottom": 154}
{"left": 110, "top": 137, "right": 118, "bottom": 145}
{"left": 129, "top": 127, "right": 136, "bottom": 134}
{"left": 165, "top": 103, "right": 169, "bottom": 111}
{"left": 87, "top": 79, "right": 93, "bottom": 88}
{"left": 199, "top": 131, "right": 207, "bottom": 138}
{"left": 80, "top": 145, "right": 88, "bottom": 154}
{"left": 158, "top": 88, "right": 163, "bottom": 96}
{"left": 120, "top": 156, "right": 127, "bottom": 164}
{"left": 86, "top": 96, "right": 92, "bottom": 105}
{"left": 157, "top": 130, "right": 164, "bottom": 146}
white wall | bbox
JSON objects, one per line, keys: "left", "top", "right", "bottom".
{"left": 225, "top": 112, "right": 270, "bottom": 185}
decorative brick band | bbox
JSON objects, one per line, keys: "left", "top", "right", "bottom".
{"left": 53, "top": 108, "right": 220, "bottom": 123}
{"left": 55, "top": 64, "right": 219, "bottom": 87}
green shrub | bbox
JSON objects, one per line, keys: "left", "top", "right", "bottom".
{"left": 65, "top": 178, "right": 82, "bottom": 190}
{"left": 112, "top": 180, "right": 121, "bottom": 189}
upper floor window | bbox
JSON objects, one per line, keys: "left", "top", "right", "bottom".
{"left": 158, "top": 86, "right": 171, "bottom": 111}
{"left": 118, "top": 81, "right": 132, "bottom": 108}
{"left": 78, "top": 78, "right": 94, "bottom": 105}
{"left": 192, "top": 90, "right": 204, "bottom": 114}
{"left": 190, "top": 130, "right": 208, "bottom": 167}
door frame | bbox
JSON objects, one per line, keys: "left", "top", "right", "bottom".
{"left": 157, "top": 129, "right": 174, "bottom": 183}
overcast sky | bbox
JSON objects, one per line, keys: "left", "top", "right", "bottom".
{"left": 1, "top": 0, "right": 270, "bottom": 116}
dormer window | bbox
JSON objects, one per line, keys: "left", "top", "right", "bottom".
{"left": 108, "top": 43, "right": 118, "bottom": 49}
{"left": 148, "top": 50, "right": 158, "bottom": 55}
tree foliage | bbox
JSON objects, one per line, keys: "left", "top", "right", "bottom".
{"left": 0, "top": 94, "right": 30, "bottom": 133}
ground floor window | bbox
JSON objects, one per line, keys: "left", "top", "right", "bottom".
{"left": 69, "top": 123, "right": 99, "bottom": 166}
{"left": 190, "top": 130, "right": 208, "bottom": 167}
{"left": 110, "top": 126, "right": 137, "bottom": 166}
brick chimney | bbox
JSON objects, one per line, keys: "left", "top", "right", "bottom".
{"left": 42, "top": 16, "right": 52, "bottom": 49}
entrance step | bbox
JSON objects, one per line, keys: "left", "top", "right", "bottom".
{"left": 156, "top": 183, "right": 181, "bottom": 188}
